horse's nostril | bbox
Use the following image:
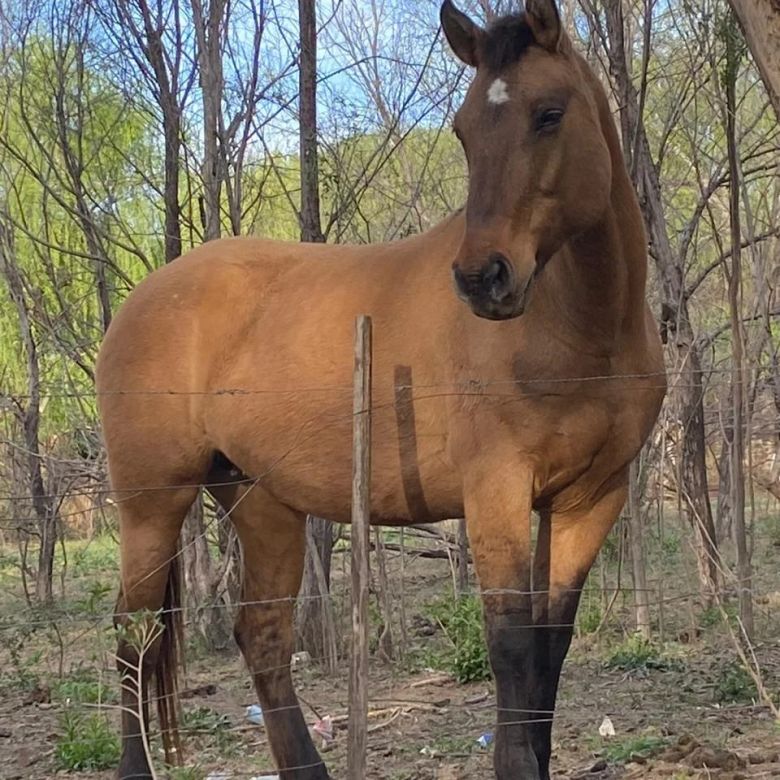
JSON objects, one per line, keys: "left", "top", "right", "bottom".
{"left": 484, "top": 253, "right": 514, "bottom": 302}
{"left": 453, "top": 254, "right": 515, "bottom": 305}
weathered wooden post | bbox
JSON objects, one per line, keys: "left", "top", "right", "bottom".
{"left": 348, "top": 315, "right": 372, "bottom": 780}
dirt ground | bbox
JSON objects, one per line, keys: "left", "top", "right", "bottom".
{"left": 1, "top": 627, "right": 779, "bottom": 779}
{"left": 1, "top": 515, "right": 779, "bottom": 780}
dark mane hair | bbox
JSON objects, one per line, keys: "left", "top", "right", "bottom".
{"left": 479, "top": 13, "right": 536, "bottom": 73}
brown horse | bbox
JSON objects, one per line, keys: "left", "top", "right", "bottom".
{"left": 96, "top": 1, "right": 665, "bottom": 778}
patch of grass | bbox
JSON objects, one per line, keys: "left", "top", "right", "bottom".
{"left": 659, "top": 531, "right": 681, "bottom": 558}
{"left": 714, "top": 661, "right": 758, "bottom": 703}
{"left": 184, "top": 632, "right": 213, "bottom": 662}
{"left": 577, "top": 603, "right": 602, "bottom": 634}
{"left": 181, "top": 705, "right": 231, "bottom": 732}
{"left": 601, "top": 531, "right": 620, "bottom": 562}
{"left": 0, "top": 621, "right": 42, "bottom": 693}
{"left": 425, "top": 593, "right": 490, "bottom": 683}
{"left": 602, "top": 734, "right": 668, "bottom": 763}
{"left": 699, "top": 603, "right": 737, "bottom": 629}
{"left": 765, "top": 513, "right": 780, "bottom": 547}
{"left": 72, "top": 580, "right": 114, "bottom": 617}
{"left": 605, "top": 633, "right": 678, "bottom": 671}
{"left": 55, "top": 710, "right": 120, "bottom": 771}
{"left": 53, "top": 667, "right": 116, "bottom": 705}
{"left": 427, "top": 734, "right": 477, "bottom": 755}
{"left": 68, "top": 537, "right": 118, "bottom": 576}
{"left": 180, "top": 705, "right": 240, "bottom": 755}
{"left": 168, "top": 767, "right": 206, "bottom": 780}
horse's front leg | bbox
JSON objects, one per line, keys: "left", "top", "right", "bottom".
{"left": 463, "top": 460, "right": 540, "bottom": 780}
{"left": 529, "top": 482, "right": 629, "bottom": 779}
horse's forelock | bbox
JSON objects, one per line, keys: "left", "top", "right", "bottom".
{"left": 478, "top": 14, "right": 536, "bottom": 73}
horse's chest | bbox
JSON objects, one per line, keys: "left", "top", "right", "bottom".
{"left": 516, "top": 393, "right": 615, "bottom": 471}
{"left": 521, "top": 381, "right": 657, "bottom": 500}
{"left": 449, "top": 380, "right": 642, "bottom": 499}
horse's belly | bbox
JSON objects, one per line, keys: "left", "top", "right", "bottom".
{"left": 208, "top": 391, "right": 462, "bottom": 524}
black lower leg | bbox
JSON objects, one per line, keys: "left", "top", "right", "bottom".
{"left": 528, "top": 625, "right": 575, "bottom": 779}
{"left": 488, "top": 612, "right": 541, "bottom": 780}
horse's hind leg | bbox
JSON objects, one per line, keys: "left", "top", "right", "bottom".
{"left": 210, "top": 482, "right": 329, "bottom": 780}
{"left": 114, "top": 485, "right": 196, "bottom": 780}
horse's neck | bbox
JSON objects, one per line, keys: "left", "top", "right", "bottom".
{"left": 540, "top": 89, "right": 649, "bottom": 355}
{"left": 542, "top": 200, "right": 645, "bottom": 352}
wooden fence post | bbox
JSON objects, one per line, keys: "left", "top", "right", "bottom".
{"left": 348, "top": 315, "right": 372, "bottom": 780}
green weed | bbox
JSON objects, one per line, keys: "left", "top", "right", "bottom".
{"left": 55, "top": 710, "right": 120, "bottom": 771}
{"left": 167, "top": 767, "right": 206, "bottom": 780}
{"left": 0, "top": 621, "right": 42, "bottom": 693}
{"left": 715, "top": 661, "right": 758, "bottom": 703}
{"left": 699, "top": 603, "right": 737, "bottom": 629}
{"left": 427, "top": 734, "right": 477, "bottom": 755}
{"left": 181, "top": 705, "right": 231, "bottom": 733}
{"left": 577, "top": 603, "right": 602, "bottom": 635}
{"left": 605, "top": 633, "right": 676, "bottom": 671}
{"left": 765, "top": 514, "right": 780, "bottom": 548}
{"left": 73, "top": 580, "right": 113, "bottom": 617}
{"left": 53, "top": 667, "right": 116, "bottom": 705}
{"left": 602, "top": 734, "right": 668, "bottom": 763}
{"left": 426, "top": 593, "right": 490, "bottom": 683}
{"left": 660, "top": 532, "right": 681, "bottom": 558}
{"left": 70, "top": 537, "right": 118, "bottom": 576}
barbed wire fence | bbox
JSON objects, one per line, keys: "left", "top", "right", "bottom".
{"left": 0, "top": 357, "right": 778, "bottom": 777}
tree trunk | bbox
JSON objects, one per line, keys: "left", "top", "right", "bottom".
{"left": 162, "top": 107, "right": 183, "bottom": 263}
{"left": 0, "top": 218, "right": 56, "bottom": 603}
{"left": 716, "top": 389, "right": 734, "bottom": 544}
{"left": 727, "top": 0, "right": 780, "bottom": 120}
{"left": 297, "top": 517, "right": 337, "bottom": 670}
{"left": 192, "top": 0, "right": 226, "bottom": 242}
{"left": 723, "top": 17, "right": 754, "bottom": 638}
{"left": 181, "top": 493, "right": 232, "bottom": 650}
{"left": 106, "top": 0, "right": 183, "bottom": 264}
{"left": 298, "top": 0, "right": 325, "bottom": 244}
{"left": 628, "top": 460, "right": 651, "bottom": 638}
{"left": 374, "top": 529, "right": 394, "bottom": 662}
{"left": 599, "top": 0, "right": 720, "bottom": 607}
{"left": 295, "top": 0, "right": 335, "bottom": 666}
{"left": 50, "top": 40, "right": 113, "bottom": 332}
{"left": 677, "top": 366, "right": 721, "bottom": 608}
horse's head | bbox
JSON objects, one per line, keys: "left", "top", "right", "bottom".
{"left": 442, "top": 0, "right": 612, "bottom": 320}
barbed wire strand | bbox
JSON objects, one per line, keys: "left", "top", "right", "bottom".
{"left": 0, "top": 576, "right": 747, "bottom": 633}
{"left": 1, "top": 363, "right": 778, "bottom": 404}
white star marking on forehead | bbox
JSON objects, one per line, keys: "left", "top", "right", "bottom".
{"left": 487, "top": 78, "right": 510, "bottom": 105}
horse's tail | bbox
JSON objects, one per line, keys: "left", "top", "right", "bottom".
{"left": 156, "top": 548, "right": 184, "bottom": 764}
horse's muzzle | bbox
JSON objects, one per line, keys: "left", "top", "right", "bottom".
{"left": 452, "top": 252, "right": 533, "bottom": 320}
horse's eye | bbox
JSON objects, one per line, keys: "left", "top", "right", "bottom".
{"left": 535, "top": 108, "right": 564, "bottom": 132}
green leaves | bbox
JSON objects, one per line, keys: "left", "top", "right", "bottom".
{"left": 426, "top": 593, "right": 491, "bottom": 684}
{"left": 55, "top": 711, "right": 120, "bottom": 771}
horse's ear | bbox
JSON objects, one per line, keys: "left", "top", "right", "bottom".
{"left": 440, "top": 1, "right": 483, "bottom": 67}
{"left": 525, "top": 0, "right": 563, "bottom": 51}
